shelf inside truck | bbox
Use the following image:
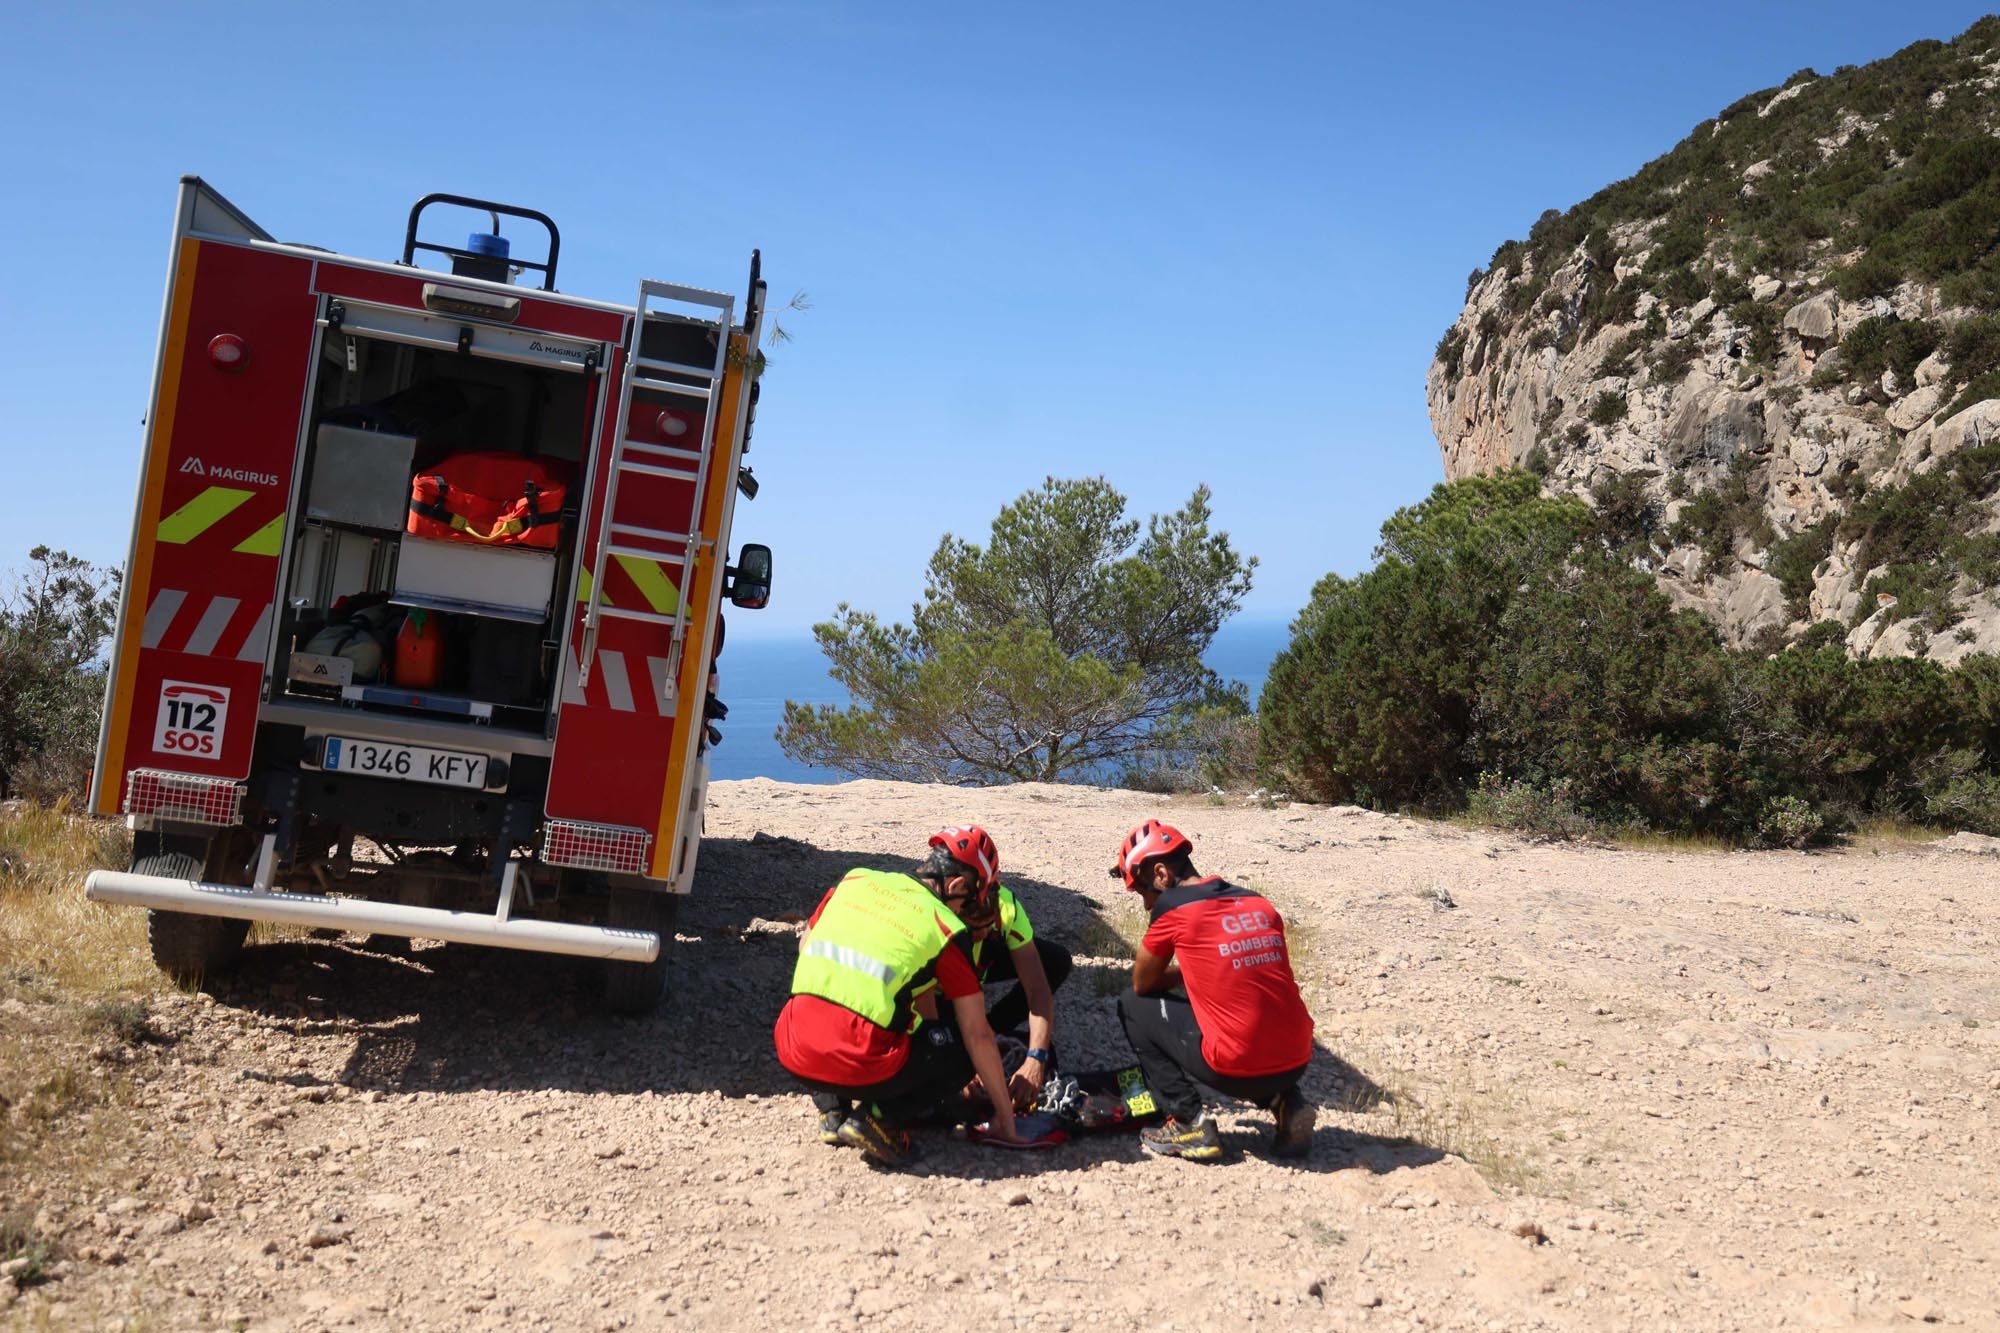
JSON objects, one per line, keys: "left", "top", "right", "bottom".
{"left": 393, "top": 534, "right": 557, "bottom": 620}
{"left": 386, "top": 589, "right": 549, "bottom": 624}
{"left": 340, "top": 684, "right": 496, "bottom": 720}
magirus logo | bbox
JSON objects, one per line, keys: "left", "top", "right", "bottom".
{"left": 180, "top": 457, "right": 280, "bottom": 487}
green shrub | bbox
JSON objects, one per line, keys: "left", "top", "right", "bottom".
{"left": 1757, "top": 795, "right": 1826, "bottom": 848}
{"left": 1768, "top": 518, "right": 1838, "bottom": 614}
{"left": 1919, "top": 752, "right": 2000, "bottom": 834}
{"left": 1834, "top": 316, "right": 1943, "bottom": 388}
{"left": 1588, "top": 391, "right": 1629, "bottom": 426}
{"left": 1465, "top": 774, "right": 1600, "bottom": 842}
{"left": 1832, "top": 253, "right": 1903, "bottom": 300}
{"left": 1944, "top": 368, "right": 2000, "bottom": 420}
{"left": 1598, "top": 331, "right": 1647, "bottom": 380}
{"left": 1589, "top": 473, "right": 1663, "bottom": 559}
{"left": 1652, "top": 338, "right": 1699, "bottom": 383}
{"left": 1668, "top": 458, "right": 1774, "bottom": 571}
{"left": 1435, "top": 327, "right": 1468, "bottom": 376}
{"left": 0, "top": 548, "right": 119, "bottom": 803}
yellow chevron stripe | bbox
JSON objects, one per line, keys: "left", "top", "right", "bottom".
{"left": 157, "top": 486, "right": 253, "bottom": 544}
{"left": 232, "top": 514, "right": 285, "bottom": 557}
{"left": 575, "top": 567, "right": 615, "bottom": 608}
{"left": 613, "top": 554, "right": 681, "bottom": 615}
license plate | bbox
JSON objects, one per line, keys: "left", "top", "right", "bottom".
{"left": 321, "top": 736, "right": 490, "bottom": 789}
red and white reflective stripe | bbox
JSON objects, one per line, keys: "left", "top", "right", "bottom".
{"left": 558, "top": 649, "right": 679, "bottom": 716}
{"left": 124, "top": 769, "right": 245, "bottom": 826}
{"left": 543, "top": 819, "right": 653, "bottom": 875}
{"left": 140, "top": 588, "right": 273, "bottom": 662}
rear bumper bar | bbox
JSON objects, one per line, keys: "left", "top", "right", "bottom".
{"left": 83, "top": 869, "right": 660, "bottom": 962}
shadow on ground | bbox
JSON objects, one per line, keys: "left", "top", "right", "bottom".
{"left": 200, "top": 832, "right": 1448, "bottom": 1178}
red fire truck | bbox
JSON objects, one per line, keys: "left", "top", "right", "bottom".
{"left": 83, "top": 178, "right": 773, "bottom": 1012}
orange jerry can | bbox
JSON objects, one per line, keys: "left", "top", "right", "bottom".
{"left": 393, "top": 609, "right": 446, "bottom": 689}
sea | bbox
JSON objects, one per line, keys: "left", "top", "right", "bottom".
{"left": 706, "top": 616, "right": 1293, "bottom": 784}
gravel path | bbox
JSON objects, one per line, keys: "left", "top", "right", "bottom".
{"left": 9, "top": 778, "right": 2000, "bottom": 1330}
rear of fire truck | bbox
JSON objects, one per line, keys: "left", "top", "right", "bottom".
{"left": 84, "top": 177, "right": 773, "bottom": 1013}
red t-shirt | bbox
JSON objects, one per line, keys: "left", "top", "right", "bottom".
{"left": 1141, "top": 878, "right": 1314, "bottom": 1077}
{"left": 773, "top": 884, "right": 981, "bottom": 1087}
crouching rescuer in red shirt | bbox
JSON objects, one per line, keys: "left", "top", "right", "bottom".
{"left": 1113, "top": 820, "right": 1317, "bottom": 1162}
{"left": 773, "top": 828, "right": 1020, "bottom": 1166}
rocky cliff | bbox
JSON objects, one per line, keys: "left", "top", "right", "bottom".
{"left": 1427, "top": 19, "right": 2000, "bottom": 662}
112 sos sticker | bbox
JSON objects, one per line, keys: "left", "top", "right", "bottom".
{"left": 153, "top": 681, "right": 230, "bottom": 757}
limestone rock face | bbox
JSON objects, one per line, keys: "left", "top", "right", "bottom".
{"left": 1428, "top": 250, "right": 1999, "bottom": 660}
{"left": 1427, "top": 25, "right": 2000, "bottom": 662}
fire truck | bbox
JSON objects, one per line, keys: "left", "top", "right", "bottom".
{"left": 83, "top": 178, "right": 773, "bottom": 1012}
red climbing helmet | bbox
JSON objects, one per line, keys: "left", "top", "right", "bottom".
{"left": 928, "top": 825, "right": 1000, "bottom": 890}
{"left": 1110, "top": 819, "right": 1188, "bottom": 890}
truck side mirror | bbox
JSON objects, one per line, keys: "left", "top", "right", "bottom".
{"left": 725, "top": 543, "right": 772, "bottom": 610}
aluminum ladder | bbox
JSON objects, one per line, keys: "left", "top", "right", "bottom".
{"left": 576, "top": 280, "right": 736, "bottom": 703}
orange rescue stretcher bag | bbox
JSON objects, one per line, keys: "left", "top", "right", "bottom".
{"left": 407, "top": 452, "right": 571, "bottom": 550}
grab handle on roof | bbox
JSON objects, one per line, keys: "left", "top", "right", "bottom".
{"left": 402, "top": 193, "right": 562, "bottom": 291}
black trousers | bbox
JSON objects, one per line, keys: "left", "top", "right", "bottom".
{"left": 795, "top": 1023, "right": 972, "bottom": 1129}
{"left": 1116, "top": 989, "right": 1307, "bottom": 1122}
{"left": 981, "top": 937, "right": 1073, "bottom": 1034}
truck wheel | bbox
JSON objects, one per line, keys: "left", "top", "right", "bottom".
{"left": 140, "top": 849, "right": 250, "bottom": 987}
{"left": 601, "top": 886, "right": 679, "bottom": 1015}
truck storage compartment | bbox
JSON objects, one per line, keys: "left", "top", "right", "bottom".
{"left": 271, "top": 318, "right": 600, "bottom": 731}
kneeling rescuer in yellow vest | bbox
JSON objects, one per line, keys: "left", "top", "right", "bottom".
{"left": 774, "top": 827, "right": 1021, "bottom": 1166}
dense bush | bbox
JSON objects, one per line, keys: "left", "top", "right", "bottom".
{"left": 1260, "top": 473, "right": 2000, "bottom": 842}
{"left": 1767, "top": 517, "right": 1838, "bottom": 615}
{"left": 1832, "top": 316, "right": 1943, "bottom": 389}
{"left": 0, "top": 549, "right": 119, "bottom": 803}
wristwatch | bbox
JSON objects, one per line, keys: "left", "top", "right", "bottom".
{"left": 1025, "top": 1048, "right": 1053, "bottom": 1065}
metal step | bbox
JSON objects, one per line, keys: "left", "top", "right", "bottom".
{"left": 598, "top": 604, "right": 683, "bottom": 626}
{"left": 608, "top": 524, "right": 694, "bottom": 546}
{"left": 615, "top": 459, "right": 700, "bottom": 483}
{"left": 603, "top": 543, "right": 688, "bottom": 567}
{"left": 621, "top": 439, "right": 705, "bottom": 465}
{"left": 633, "top": 355, "right": 717, "bottom": 380}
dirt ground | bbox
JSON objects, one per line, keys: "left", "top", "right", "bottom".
{"left": 6, "top": 777, "right": 2000, "bottom": 1331}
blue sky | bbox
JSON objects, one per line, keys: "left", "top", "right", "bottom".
{"left": 2, "top": 1, "right": 1990, "bottom": 636}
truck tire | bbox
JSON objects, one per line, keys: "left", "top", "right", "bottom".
{"left": 141, "top": 850, "right": 250, "bottom": 987}
{"left": 602, "top": 886, "right": 679, "bottom": 1015}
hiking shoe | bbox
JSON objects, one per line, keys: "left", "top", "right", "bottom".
{"left": 818, "top": 1108, "right": 851, "bottom": 1146}
{"left": 1271, "top": 1086, "right": 1316, "bottom": 1159}
{"left": 837, "top": 1112, "right": 924, "bottom": 1168}
{"left": 1140, "top": 1112, "right": 1222, "bottom": 1161}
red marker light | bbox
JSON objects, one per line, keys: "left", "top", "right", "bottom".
{"left": 208, "top": 334, "right": 248, "bottom": 371}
